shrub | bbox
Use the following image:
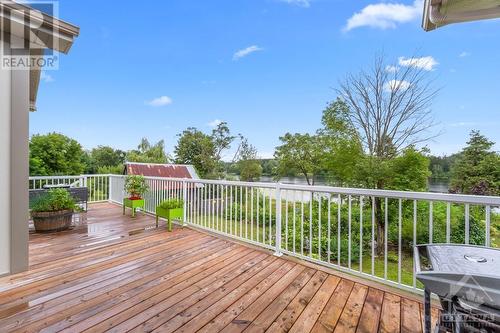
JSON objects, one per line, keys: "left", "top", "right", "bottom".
{"left": 159, "top": 199, "right": 184, "bottom": 210}
{"left": 31, "top": 189, "right": 76, "bottom": 212}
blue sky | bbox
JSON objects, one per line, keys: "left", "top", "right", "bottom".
{"left": 31, "top": 0, "right": 500, "bottom": 160}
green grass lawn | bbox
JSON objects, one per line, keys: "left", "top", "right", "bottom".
{"left": 189, "top": 214, "right": 425, "bottom": 288}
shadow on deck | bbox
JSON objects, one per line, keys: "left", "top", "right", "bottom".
{"left": 0, "top": 203, "right": 438, "bottom": 332}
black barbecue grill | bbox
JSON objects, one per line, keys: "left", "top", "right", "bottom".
{"left": 415, "top": 244, "right": 500, "bottom": 333}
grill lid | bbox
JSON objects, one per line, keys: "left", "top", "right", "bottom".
{"left": 425, "top": 245, "right": 500, "bottom": 276}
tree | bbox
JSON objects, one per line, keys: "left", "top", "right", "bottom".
{"left": 174, "top": 128, "right": 217, "bottom": 178}
{"left": 386, "top": 147, "right": 431, "bottom": 191}
{"left": 336, "top": 54, "right": 439, "bottom": 254}
{"left": 450, "top": 131, "right": 500, "bottom": 196}
{"left": 236, "top": 137, "right": 262, "bottom": 182}
{"left": 261, "top": 159, "right": 278, "bottom": 176}
{"left": 337, "top": 55, "right": 439, "bottom": 159}
{"left": 274, "top": 133, "right": 324, "bottom": 185}
{"left": 429, "top": 154, "right": 458, "bottom": 180}
{"left": 211, "top": 122, "right": 236, "bottom": 161}
{"left": 126, "top": 138, "right": 168, "bottom": 164}
{"left": 318, "top": 99, "right": 364, "bottom": 186}
{"left": 88, "top": 146, "right": 125, "bottom": 173}
{"left": 29, "top": 133, "right": 86, "bottom": 176}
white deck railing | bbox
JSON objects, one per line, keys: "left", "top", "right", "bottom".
{"left": 29, "top": 174, "right": 500, "bottom": 293}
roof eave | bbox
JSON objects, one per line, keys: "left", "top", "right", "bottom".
{"left": 0, "top": 0, "right": 80, "bottom": 54}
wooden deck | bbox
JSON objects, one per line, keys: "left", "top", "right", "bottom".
{"left": 0, "top": 203, "right": 437, "bottom": 332}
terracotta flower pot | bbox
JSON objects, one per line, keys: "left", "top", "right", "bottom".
{"left": 32, "top": 209, "right": 73, "bottom": 233}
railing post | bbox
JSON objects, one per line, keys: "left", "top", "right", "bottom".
{"left": 182, "top": 180, "right": 188, "bottom": 227}
{"left": 274, "top": 183, "right": 283, "bottom": 257}
{"left": 108, "top": 174, "right": 113, "bottom": 202}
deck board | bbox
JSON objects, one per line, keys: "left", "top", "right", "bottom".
{"left": 0, "top": 202, "right": 434, "bottom": 332}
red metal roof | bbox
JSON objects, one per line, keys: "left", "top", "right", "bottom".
{"left": 124, "top": 163, "right": 198, "bottom": 179}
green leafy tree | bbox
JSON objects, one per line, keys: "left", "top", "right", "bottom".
{"left": 274, "top": 133, "right": 324, "bottom": 185}
{"left": 318, "top": 99, "right": 364, "bottom": 186}
{"left": 211, "top": 122, "right": 235, "bottom": 161}
{"left": 88, "top": 146, "right": 125, "bottom": 173}
{"left": 174, "top": 128, "right": 217, "bottom": 178}
{"left": 261, "top": 159, "right": 278, "bottom": 176}
{"left": 450, "top": 131, "right": 500, "bottom": 196}
{"left": 29, "top": 133, "right": 86, "bottom": 176}
{"left": 236, "top": 137, "right": 262, "bottom": 182}
{"left": 126, "top": 138, "right": 168, "bottom": 164}
{"left": 386, "top": 147, "right": 431, "bottom": 191}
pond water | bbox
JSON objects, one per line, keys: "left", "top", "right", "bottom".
{"left": 257, "top": 176, "right": 450, "bottom": 193}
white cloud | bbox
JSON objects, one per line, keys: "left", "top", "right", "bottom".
{"left": 145, "top": 96, "right": 173, "bottom": 107}
{"left": 343, "top": 0, "right": 423, "bottom": 31}
{"left": 398, "top": 56, "right": 438, "bottom": 71}
{"left": 385, "top": 65, "right": 399, "bottom": 73}
{"left": 233, "top": 45, "right": 263, "bottom": 60}
{"left": 40, "top": 71, "right": 54, "bottom": 83}
{"left": 384, "top": 79, "right": 411, "bottom": 92}
{"left": 278, "top": 0, "right": 311, "bottom": 7}
{"left": 459, "top": 51, "right": 471, "bottom": 58}
{"left": 208, "top": 119, "right": 223, "bottom": 128}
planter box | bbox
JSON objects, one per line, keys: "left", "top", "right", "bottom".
{"left": 123, "top": 198, "right": 145, "bottom": 217}
{"left": 156, "top": 206, "right": 183, "bottom": 231}
{"left": 32, "top": 209, "right": 73, "bottom": 233}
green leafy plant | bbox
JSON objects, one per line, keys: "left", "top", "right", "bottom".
{"left": 31, "top": 189, "right": 76, "bottom": 213}
{"left": 124, "top": 175, "right": 149, "bottom": 199}
{"left": 158, "top": 199, "right": 184, "bottom": 210}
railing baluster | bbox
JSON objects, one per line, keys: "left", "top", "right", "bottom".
{"left": 293, "top": 191, "right": 296, "bottom": 253}
{"left": 318, "top": 195, "right": 321, "bottom": 260}
{"left": 486, "top": 205, "right": 491, "bottom": 247}
{"left": 384, "top": 197, "right": 388, "bottom": 281}
{"left": 398, "top": 198, "right": 402, "bottom": 285}
{"left": 309, "top": 192, "right": 313, "bottom": 258}
{"left": 348, "top": 195, "right": 351, "bottom": 269}
{"left": 338, "top": 194, "right": 341, "bottom": 266}
{"left": 372, "top": 196, "right": 375, "bottom": 276}
{"left": 328, "top": 195, "right": 331, "bottom": 263}
{"left": 269, "top": 189, "right": 272, "bottom": 246}
{"left": 446, "top": 202, "right": 451, "bottom": 243}
{"left": 429, "top": 201, "right": 433, "bottom": 244}
{"left": 301, "top": 192, "right": 304, "bottom": 256}
{"left": 413, "top": 200, "right": 417, "bottom": 289}
{"left": 359, "top": 196, "right": 363, "bottom": 273}
{"left": 465, "top": 203, "right": 470, "bottom": 244}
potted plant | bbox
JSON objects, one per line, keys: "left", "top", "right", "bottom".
{"left": 31, "top": 188, "right": 77, "bottom": 232}
{"left": 124, "top": 175, "right": 149, "bottom": 199}
{"left": 156, "top": 199, "right": 184, "bottom": 231}
{"left": 123, "top": 175, "right": 149, "bottom": 217}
